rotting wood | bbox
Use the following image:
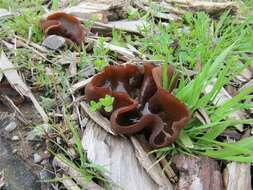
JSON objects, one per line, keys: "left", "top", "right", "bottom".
{"left": 81, "top": 119, "right": 170, "bottom": 190}
{"left": 130, "top": 136, "right": 174, "bottom": 189}
{"left": 223, "top": 162, "right": 252, "bottom": 190}
{"left": 173, "top": 154, "right": 224, "bottom": 190}
{"left": 0, "top": 51, "right": 48, "bottom": 122}
{"left": 53, "top": 154, "right": 104, "bottom": 190}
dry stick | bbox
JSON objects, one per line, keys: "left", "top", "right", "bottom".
{"left": 14, "top": 35, "right": 48, "bottom": 53}
{"left": 53, "top": 154, "right": 105, "bottom": 190}
{"left": 0, "top": 51, "right": 48, "bottom": 122}
{"left": 0, "top": 95, "right": 30, "bottom": 125}
{"left": 70, "top": 77, "right": 92, "bottom": 93}
{"left": 61, "top": 174, "right": 81, "bottom": 190}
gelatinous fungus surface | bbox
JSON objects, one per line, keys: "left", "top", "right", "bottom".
{"left": 0, "top": 78, "right": 24, "bottom": 105}
{"left": 40, "top": 12, "right": 85, "bottom": 45}
{"left": 85, "top": 63, "right": 190, "bottom": 148}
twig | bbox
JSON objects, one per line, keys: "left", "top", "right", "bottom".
{"left": 61, "top": 174, "right": 81, "bottom": 190}
{"left": 70, "top": 77, "right": 92, "bottom": 93}
{"left": 0, "top": 51, "right": 48, "bottom": 122}
{"left": 0, "top": 95, "right": 30, "bottom": 125}
{"left": 53, "top": 154, "right": 105, "bottom": 190}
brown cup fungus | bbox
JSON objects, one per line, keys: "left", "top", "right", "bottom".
{"left": 40, "top": 12, "right": 85, "bottom": 45}
{"left": 85, "top": 63, "right": 190, "bottom": 148}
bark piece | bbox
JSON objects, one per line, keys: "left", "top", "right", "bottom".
{"left": 173, "top": 154, "right": 224, "bottom": 190}
{"left": 164, "top": 0, "right": 238, "bottom": 16}
{"left": 223, "top": 162, "right": 252, "bottom": 190}
{"left": 130, "top": 136, "right": 174, "bottom": 189}
{"left": 81, "top": 120, "right": 162, "bottom": 190}
{"left": 93, "top": 19, "right": 147, "bottom": 34}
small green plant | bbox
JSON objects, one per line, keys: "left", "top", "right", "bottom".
{"left": 93, "top": 37, "right": 110, "bottom": 71}
{"left": 127, "top": 6, "right": 140, "bottom": 20}
{"left": 90, "top": 95, "right": 114, "bottom": 112}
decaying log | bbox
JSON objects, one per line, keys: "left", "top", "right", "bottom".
{"left": 173, "top": 154, "right": 224, "bottom": 190}
{"left": 81, "top": 119, "right": 173, "bottom": 190}
{"left": 223, "top": 162, "right": 252, "bottom": 190}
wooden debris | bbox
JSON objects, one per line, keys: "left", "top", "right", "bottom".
{"left": 223, "top": 162, "right": 252, "bottom": 190}
{"left": 164, "top": 0, "right": 238, "bottom": 16}
{"left": 53, "top": 154, "right": 104, "bottom": 190}
{"left": 68, "top": 52, "right": 77, "bottom": 76}
{"left": 70, "top": 78, "right": 92, "bottom": 93}
{"left": 62, "top": 2, "right": 111, "bottom": 23}
{"left": 0, "top": 51, "right": 48, "bottom": 122}
{"left": 93, "top": 19, "right": 146, "bottom": 34}
{"left": 195, "top": 108, "right": 211, "bottom": 125}
{"left": 0, "top": 95, "right": 29, "bottom": 125}
{"left": 61, "top": 174, "right": 81, "bottom": 190}
{"left": 130, "top": 136, "right": 174, "bottom": 189}
{"left": 87, "top": 37, "right": 139, "bottom": 60}
{"left": 0, "top": 8, "right": 12, "bottom": 18}
{"left": 173, "top": 154, "right": 224, "bottom": 190}
{"left": 82, "top": 120, "right": 163, "bottom": 190}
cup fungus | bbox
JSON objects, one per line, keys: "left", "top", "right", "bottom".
{"left": 40, "top": 12, "right": 86, "bottom": 45}
{"left": 85, "top": 63, "right": 190, "bottom": 148}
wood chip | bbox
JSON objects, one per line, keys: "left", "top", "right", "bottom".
{"left": 130, "top": 136, "right": 174, "bottom": 190}
{"left": 0, "top": 51, "right": 48, "bottom": 122}
{"left": 164, "top": 0, "right": 238, "bottom": 15}
{"left": 93, "top": 19, "right": 147, "bottom": 34}
{"left": 81, "top": 120, "right": 161, "bottom": 190}
{"left": 223, "top": 162, "right": 252, "bottom": 190}
{"left": 174, "top": 154, "right": 224, "bottom": 190}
